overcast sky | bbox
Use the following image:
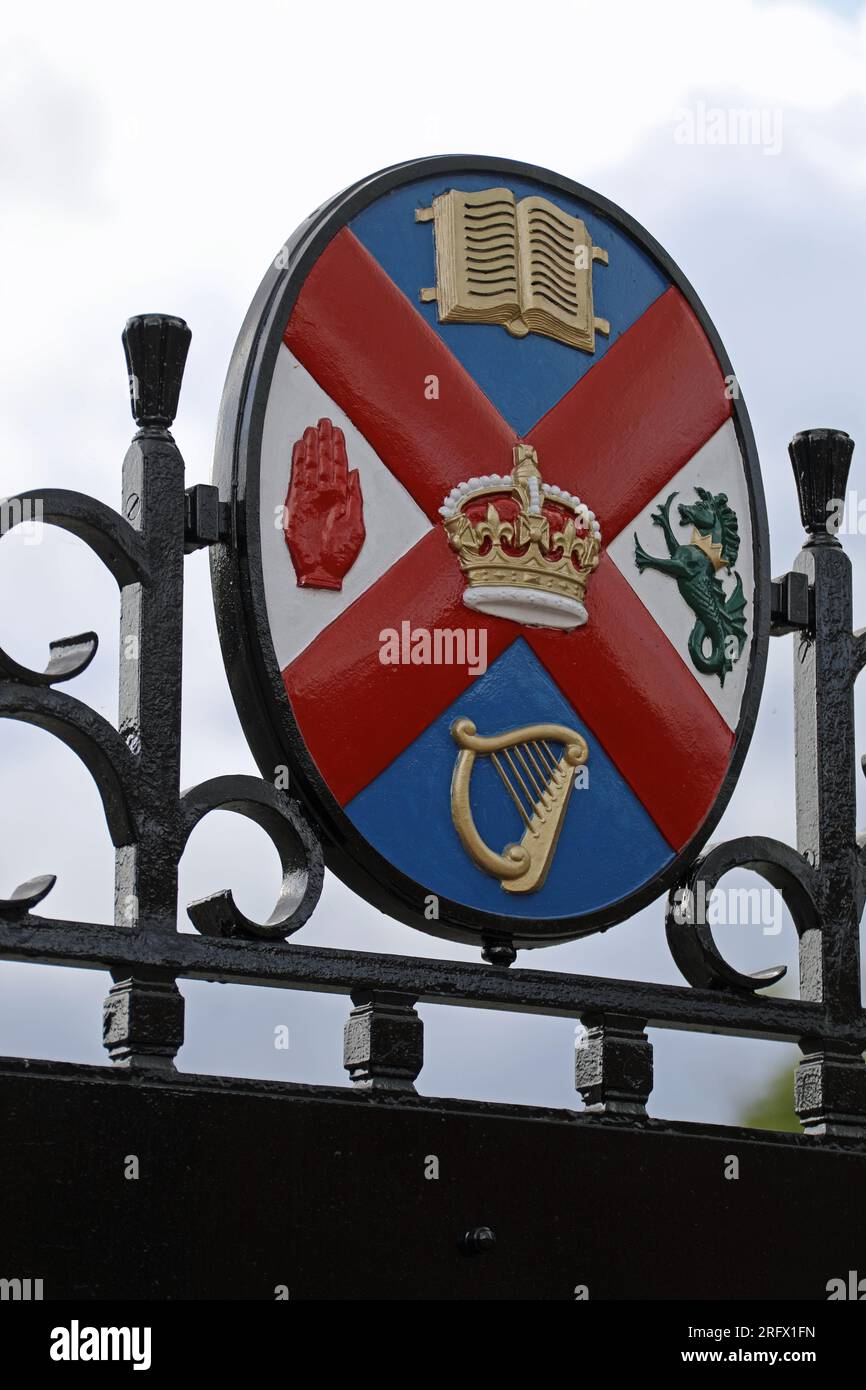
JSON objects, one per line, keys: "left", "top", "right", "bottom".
{"left": 2, "top": 0, "right": 865, "bottom": 1125}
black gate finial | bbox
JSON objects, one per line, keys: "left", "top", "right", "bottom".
{"left": 123, "top": 314, "right": 192, "bottom": 430}
{"left": 788, "top": 427, "right": 854, "bottom": 539}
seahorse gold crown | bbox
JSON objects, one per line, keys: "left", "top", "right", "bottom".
{"left": 439, "top": 445, "right": 602, "bottom": 631}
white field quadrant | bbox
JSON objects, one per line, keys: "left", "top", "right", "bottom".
{"left": 260, "top": 344, "right": 433, "bottom": 671}
{"left": 605, "top": 419, "right": 754, "bottom": 731}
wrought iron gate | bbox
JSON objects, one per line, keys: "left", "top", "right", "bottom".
{"left": 1, "top": 308, "right": 865, "bottom": 1303}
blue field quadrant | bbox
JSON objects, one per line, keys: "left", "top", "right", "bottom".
{"left": 346, "top": 639, "right": 673, "bottom": 921}
{"left": 350, "top": 171, "right": 669, "bottom": 437}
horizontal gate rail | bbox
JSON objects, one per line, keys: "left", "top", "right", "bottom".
{"left": 0, "top": 917, "right": 864, "bottom": 1047}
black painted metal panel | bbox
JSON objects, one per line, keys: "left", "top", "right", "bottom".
{"left": 1, "top": 1060, "right": 862, "bottom": 1301}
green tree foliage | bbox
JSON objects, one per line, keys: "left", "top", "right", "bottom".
{"left": 739, "top": 1066, "right": 800, "bottom": 1133}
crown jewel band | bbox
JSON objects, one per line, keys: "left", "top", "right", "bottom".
{"left": 440, "top": 444, "right": 602, "bottom": 631}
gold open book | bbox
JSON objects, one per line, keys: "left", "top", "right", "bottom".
{"left": 416, "top": 187, "right": 610, "bottom": 353}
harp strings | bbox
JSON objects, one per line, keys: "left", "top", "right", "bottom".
{"left": 488, "top": 739, "right": 566, "bottom": 837}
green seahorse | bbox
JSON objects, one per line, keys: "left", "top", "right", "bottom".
{"left": 633, "top": 488, "right": 747, "bottom": 687}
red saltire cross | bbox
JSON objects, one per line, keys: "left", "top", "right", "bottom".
{"left": 283, "top": 228, "right": 735, "bottom": 851}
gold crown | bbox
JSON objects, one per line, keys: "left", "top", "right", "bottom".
{"left": 439, "top": 445, "right": 602, "bottom": 631}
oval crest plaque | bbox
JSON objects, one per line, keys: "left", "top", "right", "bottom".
{"left": 213, "top": 155, "right": 769, "bottom": 952}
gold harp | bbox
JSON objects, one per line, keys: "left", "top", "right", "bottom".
{"left": 449, "top": 717, "right": 589, "bottom": 893}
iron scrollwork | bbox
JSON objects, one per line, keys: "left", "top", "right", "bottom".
{"left": 0, "top": 314, "right": 324, "bottom": 1067}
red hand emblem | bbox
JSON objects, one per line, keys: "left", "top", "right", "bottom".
{"left": 284, "top": 418, "right": 365, "bottom": 590}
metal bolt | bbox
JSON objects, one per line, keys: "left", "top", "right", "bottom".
{"left": 460, "top": 1226, "right": 496, "bottom": 1256}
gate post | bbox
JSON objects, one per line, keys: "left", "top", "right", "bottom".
{"left": 103, "top": 314, "right": 192, "bottom": 1064}
{"left": 788, "top": 428, "right": 866, "bottom": 1134}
